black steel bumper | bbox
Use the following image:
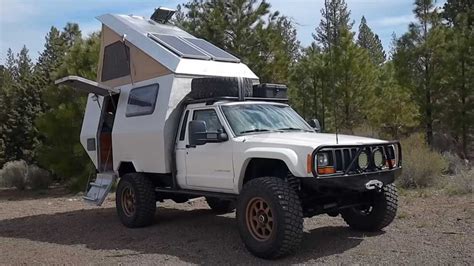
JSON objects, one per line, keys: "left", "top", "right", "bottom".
{"left": 300, "top": 168, "right": 401, "bottom": 192}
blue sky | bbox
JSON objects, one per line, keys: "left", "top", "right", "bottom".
{"left": 0, "top": 0, "right": 445, "bottom": 64}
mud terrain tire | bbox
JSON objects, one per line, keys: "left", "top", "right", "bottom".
{"left": 116, "top": 173, "right": 156, "bottom": 228}
{"left": 190, "top": 77, "right": 253, "bottom": 99}
{"left": 205, "top": 197, "right": 235, "bottom": 214}
{"left": 237, "top": 177, "right": 303, "bottom": 259}
{"left": 341, "top": 183, "right": 398, "bottom": 231}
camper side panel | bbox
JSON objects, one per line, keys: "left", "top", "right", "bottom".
{"left": 112, "top": 74, "right": 175, "bottom": 174}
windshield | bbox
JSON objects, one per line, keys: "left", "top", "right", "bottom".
{"left": 221, "top": 104, "right": 313, "bottom": 136}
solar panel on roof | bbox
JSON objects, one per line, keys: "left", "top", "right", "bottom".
{"left": 184, "top": 38, "right": 240, "bottom": 63}
{"left": 149, "top": 33, "right": 211, "bottom": 60}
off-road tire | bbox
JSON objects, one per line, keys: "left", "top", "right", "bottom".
{"left": 190, "top": 77, "right": 253, "bottom": 99}
{"left": 341, "top": 183, "right": 398, "bottom": 231}
{"left": 237, "top": 177, "right": 303, "bottom": 259}
{"left": 205, "top": 197, "right": 235, "bottom": 214}
{"left": 116, "top": 173, "right": 156, "bottom": 228}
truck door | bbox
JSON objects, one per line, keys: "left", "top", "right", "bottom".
{"left": 185, "top": 108, "right": 234, "bottom": 191}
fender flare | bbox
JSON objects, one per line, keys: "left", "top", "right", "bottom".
{"left": 236, "top": 147, "right": 303, "bottom": 192}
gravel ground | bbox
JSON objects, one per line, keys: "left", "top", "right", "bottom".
{"left": 0, "top": 187, "right": 472, "bottom": 265}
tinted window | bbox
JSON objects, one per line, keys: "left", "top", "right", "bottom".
{"left": 101, "top": 41, "right": 130, "bottom": 81}
{"left": 126, "top": 84, "right": 159, "bottom": 117}
{"left": 179, "top": 110, "right": 189, "bottom": 141}
{"left": 193, "top": 109, "right": 222, "bottom": 132}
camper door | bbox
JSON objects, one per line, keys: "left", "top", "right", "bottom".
{"left": 56, "top": 76, "right": 119, "bottom": 169}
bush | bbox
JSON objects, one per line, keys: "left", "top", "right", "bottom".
{"left": 0, "top": 160, "right": 28, "bottom": 190}
{"left": 444, "top": 169, "right": 474, "bottom": 195}
{"left": 27, "top": 165, "right": 52, "bottom": 190}
{"left": 397, "top": 134, "right": 448, "bottom": 188}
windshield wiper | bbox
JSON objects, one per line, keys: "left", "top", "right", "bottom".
{"left": 278, "top": 127, "right": 312, "bottom": 132}
{"left": 239, "top": 129, "right": 274, "bottom": 134}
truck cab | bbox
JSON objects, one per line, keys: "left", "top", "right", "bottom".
{"left": 56, "top": 8, "right": 402, "bottom": 260}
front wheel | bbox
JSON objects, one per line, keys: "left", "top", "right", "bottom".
{"left": 116, "top": 173, "right": 156, "bottom": 228}
{"left": 341, "top": 183, "right": 398, "bottom": 231}
{"left": 237, "top": 177, "right": 303, "bottom": 259}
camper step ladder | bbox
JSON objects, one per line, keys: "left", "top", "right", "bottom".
{"left": 83, "top": 172, "right": 117, "bottom": 206}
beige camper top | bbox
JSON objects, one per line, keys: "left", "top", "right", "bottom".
{"left": 96, "top": 14, "right": 258, "bottom": 87}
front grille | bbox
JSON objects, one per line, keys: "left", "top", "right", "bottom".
{"left": 314, "top": 143, "right": 400, "bottom": 176}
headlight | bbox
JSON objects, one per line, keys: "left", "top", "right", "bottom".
{"left": 316, "top": 153, "right": 329, "bottom": 167}
{"left": 357, "top": 151, "right": 369, "bottom": 170}
{"left": 373, "top": 148, "right": 385, "bottom": 168}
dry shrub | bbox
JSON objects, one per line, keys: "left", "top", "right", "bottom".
{"left": 444, "top": 169, "right": 474, "bottom": 195}
{"left": 27, "top": 165, "right": 52, "bottom": 190}
{"left": 0, "top": 160, "right": 28, "bottom": 190}
{"left": 397, "top": 134, "right": 447, "bottom": 188}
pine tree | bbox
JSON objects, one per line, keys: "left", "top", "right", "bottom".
{"left": 357, "top": 16, "right": 386, "bottom": 65}
{"left": 36, "top": 31, "right": 99, "bottom": 186}
{"left": 393, "top": 0, "right": 445, "bottom": 146}
{"left": 309, "top": 0, "right": 376, "bottom": 132}
{"left": 438, "top": 0, "right": 473, "bottom": 157}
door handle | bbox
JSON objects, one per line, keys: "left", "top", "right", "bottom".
{"left": 186, "top": 144, "right": 196, "bottom": 148}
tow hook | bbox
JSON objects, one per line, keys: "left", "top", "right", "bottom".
{"left": 365, "top": 180, "right": 383, "bottom": 190}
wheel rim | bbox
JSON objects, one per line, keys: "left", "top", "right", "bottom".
{"left": 121, "top": 186, "right": 136, "bottom": 217}
{"left": 246, "top": 197, "right": 274, "bottom": 241}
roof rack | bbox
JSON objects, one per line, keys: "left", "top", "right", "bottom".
{"left": 185, "top": 96, "right": 289, "bottom": 105}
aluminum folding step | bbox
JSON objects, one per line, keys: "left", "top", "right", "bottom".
{"left": 83, "top": 172, "right": 117, "bottom": 206}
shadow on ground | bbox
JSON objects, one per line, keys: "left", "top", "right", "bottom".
{"left": 0, "top": 186, "right": 72, "bottom": 202}
{"left": 0, "top": 206, "right": 383, "bottom": 264}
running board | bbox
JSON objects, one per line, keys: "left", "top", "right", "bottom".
{"left": 155, "top": 187, "right": 238, "bottom": 200}
{"left": 83, "top": 172, "right": 117, "bottom": 206}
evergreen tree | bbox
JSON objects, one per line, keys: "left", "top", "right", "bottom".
{"left": 314, "top": 0, "right": 352, "bottom": 51}
{"left": 357, "top": 16, "right": 386, "bottom": 65}
{"left": 36, "top": 31, "right": 99, "bottom": 186}
{"left": 393, "top": 0, "right": 445, "bottom": 146}
{"left": 438, "top": 0, "right": 473, "bottom": 157}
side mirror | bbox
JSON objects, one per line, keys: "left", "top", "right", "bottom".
{"left": 188, "top": 120, "right": 228, "bottom": 147}
{"left": 188, "top": 120, "right": 207, "bottom": 146}
{"left": 308, "top": 119, "right": 321, "bottom": 132}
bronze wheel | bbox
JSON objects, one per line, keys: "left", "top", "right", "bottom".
{"left": 116, "top": 173, "right": 156, "bottom": 228}
{"left": 246, "top": 197, "right": 274, "bottom": 241}
{"left": 121, "top": 186, "right": 136, "bottom": 217}
{"left": 237, "top": 177, "right": 303, "bottom": 259}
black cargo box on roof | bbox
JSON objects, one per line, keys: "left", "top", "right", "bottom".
{"left": 253, "top": 83, "right": 287, "bottom": 99}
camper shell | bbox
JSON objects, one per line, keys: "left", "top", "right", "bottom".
{"left": 57, "top": 8, "right": 402, "bottom": 259}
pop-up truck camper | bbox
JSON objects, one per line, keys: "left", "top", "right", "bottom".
{"left": 56, "top": 7, "right": 402, "bottom": 259}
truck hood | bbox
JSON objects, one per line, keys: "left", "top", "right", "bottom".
{"left": 240, "top": 132, "right": 386, "bottom": 149}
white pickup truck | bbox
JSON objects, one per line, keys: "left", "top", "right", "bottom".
{"left": 56, "top": 9, "right": 402, "bottom": 259}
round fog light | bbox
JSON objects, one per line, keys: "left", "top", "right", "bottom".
{"left": 357, "top": 151, "right": 369, "bottom": 170}
{"left": 373, "top": 149, "right": 385, "bottom": 168}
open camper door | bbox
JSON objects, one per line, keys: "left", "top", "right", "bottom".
{"left": 56, "top": 75, "right": 119, "bottom": 206}
{"left": 55, "top": 75, "right": 119, "bottom": 169}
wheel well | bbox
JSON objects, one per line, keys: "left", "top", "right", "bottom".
{"left": 243, "top": 158, "right": 290, "bottom": 185}
{"left": 118, "top": 162, "right": 136, "bottom": 177}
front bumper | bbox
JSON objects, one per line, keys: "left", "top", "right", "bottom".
{"left": 301, "top": 168, "right": 402, "bottom": 192}
{"left": 305, "top": 141, "right": 402, "bottom": 192}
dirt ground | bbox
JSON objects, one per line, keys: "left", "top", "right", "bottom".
{"left": 0, "top": 187, "right": 472, "bottom": 265}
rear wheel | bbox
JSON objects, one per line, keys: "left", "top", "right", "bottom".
{"left": 116, "top": 173, "right": 156, "bottom": 228}
{"left": 205, "top": 197, "right": 235, "bottom": 214}
{"left": 341, "top": 183, "right": 398, "bottom": 231}
{"left": 237, "top": 177, "right": 303, "bottom": 259}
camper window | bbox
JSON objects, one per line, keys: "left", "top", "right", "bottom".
{"left": 101, "top": 41, "right": 131, "bottom": 82}
{"left": 126, "top": 84, "right": 159, "bottom": 117}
